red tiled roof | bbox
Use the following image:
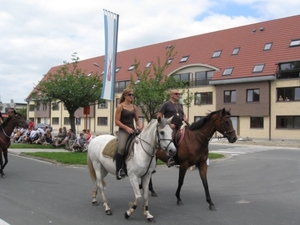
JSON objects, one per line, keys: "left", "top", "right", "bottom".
{"left": 27, "top": 14, "right": 300, "bottom": 99}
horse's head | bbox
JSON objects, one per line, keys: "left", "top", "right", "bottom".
{"left": 156, "top": 116, "right": 177, "bottom": 157}
{"left": 11, "top": 112, "right": 28, "bottom": 129}
{"left": 216, "top": 108, "right": 237, "bottom": 143}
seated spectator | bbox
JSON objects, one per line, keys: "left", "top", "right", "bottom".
{"left": 34, "top": 133, "right": 47, "bottom": 145}
{"left": 28, "top": 128, "right": 39, "bottom": 144}
{"left": 71, "top": 133, "right": 87, "bottom": 152}
{"left": 85, "top": 129, "right": 92, "bottom": 142}
{"left": 53, "top": 129, "right": 76, "bottom": 149}
{"left": 45, "top": 129, "right": 53, "bottom": 144}
{"left": 53, "top": 127, "right": 67, "bottom": 145}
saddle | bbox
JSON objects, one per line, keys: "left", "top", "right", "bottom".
{"left": 173, "top": 127, "right": 186, "bottom": 147}
{"left": 102, "top": 131, "right": 140, "bottom": 161}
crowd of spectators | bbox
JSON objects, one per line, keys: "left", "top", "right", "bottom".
{"left": 10, "top": 120, "right": 93, "bottom": 152}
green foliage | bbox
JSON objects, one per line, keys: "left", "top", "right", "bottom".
{"left": 129, "top": 47, "right": 184, "bottom": 122}
{"left": 23, "top": 152, "right": 222, "bottom": 166}
{"left": 31, "top": 53, "right": 103, "bottom": 133}
{"left": 24, "top": 152, "right": 87, "bottom": 165}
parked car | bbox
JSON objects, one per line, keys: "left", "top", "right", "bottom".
{"left": 35, "top": 123, "right": 48, "bottom": 130}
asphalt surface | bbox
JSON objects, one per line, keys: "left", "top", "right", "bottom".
{"left": 1, "top": 140, "right": 299, "bottom": 225}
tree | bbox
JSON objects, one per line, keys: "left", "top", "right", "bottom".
{"left": 129, "top": 47, "right": 185, "bottom": 122}
{"left": 31, "top": 53, "right": 103, "bottom": 133}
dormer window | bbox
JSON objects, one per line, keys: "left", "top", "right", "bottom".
{"left": 179, "top": 56, "right": 189, "bottom": 63}
{"left": 167, "top": 58, "right": 173, "bottom": 64}
{"left": 232, "top": 47, "right": 240, "bottom": 55}
{"left": 253, "top": 64, "right": 264, "bottom": 73}
{"left": 290, "top": 39, "right": 300, "bottom": 47}
{"left": 264, "top": 43, "right": 272, "bottom": 51}
{"left": 128, "top": 65, "right": 135, "bottom": 71}
{"left": 145, "top": 61, "right": 152, "bottom": 68}
{"left": 223, "top": 68, "right": 234, "bottom": 76}
{"left": 212, "top": 50, "right": 222, "bottom": 58}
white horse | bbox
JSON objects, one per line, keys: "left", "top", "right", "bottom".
{"left": 87, "top": 116, "right": 176, "bottom": 222}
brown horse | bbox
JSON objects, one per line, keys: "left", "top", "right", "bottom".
{"left": 155, "top": 108, "right": 237, "bottom": 210}
{"left": 0, "top": 111, "right": 28, "bottom": 177}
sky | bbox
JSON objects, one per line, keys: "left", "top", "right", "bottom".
{"left": 0, "top": 0, "right": 299, "bottom": 104}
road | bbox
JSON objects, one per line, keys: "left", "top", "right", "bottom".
{"left": 0, "top": 143, "right": 300, "bottom": 225}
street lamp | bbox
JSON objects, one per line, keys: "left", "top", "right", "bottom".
{"left": 93, "top": 63, "right": 104, "bottom": 75}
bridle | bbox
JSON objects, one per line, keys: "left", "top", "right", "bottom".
{"left": 136, "top": 122, "right": 174, "bottom": 177}
{"left": 195, "top": 114, "right": 235, "bottom": 146}
{"left": 0, "top": 115, "right": 28, "bottom": 144}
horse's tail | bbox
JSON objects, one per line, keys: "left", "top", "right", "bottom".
{"left": 87, "top": 154, "right": 106, "bottom": 188}
{"left": 87, "top": 154, "right": 97, "bottom": 182}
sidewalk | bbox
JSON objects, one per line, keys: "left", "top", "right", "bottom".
{"left": 8, "top": 148, "right": 69, "bottom": 155}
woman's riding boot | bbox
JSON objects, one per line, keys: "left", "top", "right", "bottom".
{"left": 116, "top": 153, "right": 125, "bottom": 180}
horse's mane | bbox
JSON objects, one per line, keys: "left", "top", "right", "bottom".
{"left": 188, "top": 109, "right": 231, "bottom": 131}
{"left": 142, "top": 117, "right": 168, "bottom": 133}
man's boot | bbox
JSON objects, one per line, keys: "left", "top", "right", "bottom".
{"left": 116, "top": 153, "right": 125, "bottom": 180}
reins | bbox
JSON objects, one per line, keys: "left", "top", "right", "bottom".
{"left": 136, "top": 123, "right": 173, "bottom": 177}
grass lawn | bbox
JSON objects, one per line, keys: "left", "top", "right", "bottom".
{"left": 12, "top": 141, "right": 224, "bottom": 165}
{"left": 23, "top": 152, "right": 224, "bottom": 166}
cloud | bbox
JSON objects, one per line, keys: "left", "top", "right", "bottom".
{"left": 0, "top": 0, "right": 299, "bottom": 103}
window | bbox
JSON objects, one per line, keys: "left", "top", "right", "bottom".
{"left": 167, "top": 58, "right": 173, "bottom": 64}
{"left": 145, "top": 61, "right": 152, "bottom": 68}
{"left": 98, "top": 100, "right": 108, "bottom": 109}
{"left": 179, "top": 56, "right": 189, "bottom": 63}
{"left": 128, "top": 65, "right": 135, "bottom": 71}
{"left": 195, "top": 71, "right": 214, "bottom": 86}
{"left": 250, "top": 117, "right": 264, "bottom": 128}
{"left": 277, "top": 87, "right": 300, "bottom": 101}
{"left": 253, "top": 64, "right": 264, "bottom": 73}
{"left": 115, "top": 98, "right": 120, "bottom": 108}
{"left": 289, "top": 39, "right": 300, "bottom": 47}
{"left": 116, "top": 67, "right": 121, "bottom": 73}
{"left": 232, "top": 47, "right": 240, "bottom": 55}
{"left": 223, "top": 68, "right": 234, "bottom": 76}
{"left": 36, "top": 103, "right": 40, "bottom": 111}
{"left": 277, "top": 61, "right": 300, "bottom": 79}
{"left": 224, "top": 90, "right": 236, "bottom": 103}
{"left": 42, "top": 104, "right": 47, "bottom": 111}
{"left": 64, "top": 117, "right": 70, "bottom": 125}
{"left": 173, "top": 73, "right": 190, "bottom": 85}
{"left": 29, "top": 104, "right": 35, "bottom": 111}
{"left": 115, "top": 80, "right": 130, "bottom": 93}
{"left": 195, "top": 92, "right": 213, "bottom": 105}
{"left": 247, "top": 89, "right": 260, "bottom": 102}
{"left": 97, "top": 117, "right": 108, "bottom": 126}
{"left": 75, "top": 118, "right": 81, "bottom": 125}
{"left": 52, "top": 102, "right": 59, "bottom": 111}
{"left": 52, "top": 117, "right": 59, "bottom": 125}
{"left": 276, "top": 116, "right": 300, "bottom": 129}
{"left": 212, "top": 50, "right": 222, "bottom": 58}
{"left": 264, "top": 42, "right": 272, "bottom": 51}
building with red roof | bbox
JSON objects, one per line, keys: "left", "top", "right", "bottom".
{"left": 26, "top": 14, "right": 300, "bottom": 140}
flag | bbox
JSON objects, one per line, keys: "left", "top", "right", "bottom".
{"left": 101, "top": 9, "right": 119, "bottom": 101}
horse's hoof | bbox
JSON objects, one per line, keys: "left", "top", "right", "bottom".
{"left": 176, "top": 200, "right": 184, "bottom": 206}
{"left": 105, "top": 210, "right": 112, "bottom": 215}
{"left": 124, "top": 212, "right": 130, "bottom": 219}
{"left": 92, "top": 201, "right": 99, "bottom": 206}
{"left": 209, "top": 205, "right": 216, "bottom": 211}
{"left": 151, "top": 192, "right": 158, "bottom": 197}
{"left": 147, "top": 218, "right": 156, "bottom": 223}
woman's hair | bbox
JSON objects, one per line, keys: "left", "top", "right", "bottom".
{"left": 119, "top": 87, "right": 134, "bottom": 103}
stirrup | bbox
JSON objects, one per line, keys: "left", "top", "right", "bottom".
{"left": 167, "top": 158, "right": 175, "bottom": 167}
